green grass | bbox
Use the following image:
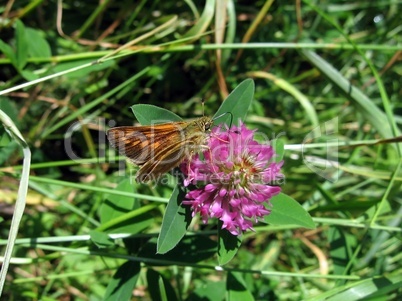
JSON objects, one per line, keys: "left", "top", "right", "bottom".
{"left": 1, "top": 0, "right": 401, "bottom": 300}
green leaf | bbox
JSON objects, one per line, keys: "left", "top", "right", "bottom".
{"left": 214, "top": 79, "right": 254, "bottom": 126}
{"left": 0, "top": 136, "right": 17, "bottom": 165}
{"left": 272, "top": 138, "right": 285, "bottom": 162}
{"left": 15, "top": 19, "right": 28, "bottom": 70}
{"left": 0, "top": 39, "right": 18, "bottom": 68}
{"left": 131, "top": 104, "right": 182, "bottom": 125}
{"left": 100, "top": 178, "right": 138, "bottom": 225}
{"left": 226, "top": 272, "right": 255, "bottom": 301}
{"left": 140, "top": 236, "right": 216, "bottom": 264}
{"left": 146, "top": 269, "right": 178, "bottom": 301}
{"left": 89, "top": 230, "right": 115, "bottom": 248}
{"left": 327, "top": 227, "right": 356, "bottom": 275}
{"left": 25, "top": 28, "right": 51, "bottom": 58}
{"left": 103, "top": 261, "right": 140, "bottom": 301}
{"left": 157, "top": 185, "right": 192, "bottom": 254}
{"left": 0, "top": 97, "right": 19, "bottom": 127}
{"left": 20, "top": 70, "right": 38, "bottom": 81}
{"left": 97, "top": 206, "right": 155, "bottom": 234}
{"left": 187, "top": 280, "right": 226, "bottom": 301}
{"left": 264, "top": 193, "right": 316, "bottom": 229}
{"left": 218, "top": 227, "right": 242, "bottom": 266}
{"left": 98, "top": 182, "right": 155, "bottom": 234}
{"left": 358, "top": 199, "right": 392, "bottom": 221}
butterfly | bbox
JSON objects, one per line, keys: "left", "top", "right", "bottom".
{"left": 107, "top": 116, "right": 213, "bottom": 182}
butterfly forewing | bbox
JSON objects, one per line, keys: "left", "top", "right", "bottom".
{"left": 136, "top": 139, "right": 189, "bottom": 182}
{"left": 107, "top": 122, "right": 184, "bottom": 163}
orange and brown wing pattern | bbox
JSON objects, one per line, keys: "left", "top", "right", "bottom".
{"left": 136, "top": 139, "right": 190, "bottom": 182}
{"left": 107, "top": 122, "right": 186, "bottom": 165}
{"left": 107, "top": 117, "right": 213, "bottom": 182}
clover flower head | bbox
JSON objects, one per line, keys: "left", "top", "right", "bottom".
{"left": 182, "top": 123, "right": 283, "bottom": 235}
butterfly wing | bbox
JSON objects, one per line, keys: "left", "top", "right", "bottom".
{"left": 107, "top": 118, "right": 212, "bottom": 182}
{"left": 107, "top": 122, "right": 186, "bottom": 164}
{"left": 136, "top": 139, "right": 190, "bottom": 182}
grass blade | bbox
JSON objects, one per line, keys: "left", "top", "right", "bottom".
{"left": 0, "top": 109, "right": 31, "bottom": 297}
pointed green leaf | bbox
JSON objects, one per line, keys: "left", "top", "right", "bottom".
{"left": 25, "top": 28, "right": 51, "bottom": 58}
{"left": 264, "top": 193, "right": 316, "bottom": 229}
{"left": 20, "top": 70, "right": 38, "bottom": 80}
{"left": 327, "top": 227, "right": 356, "bottom": 275}
{"left": 358, "top": 199, "right": 392, "bottom": 221}
{"left": 218, "top": 227, "right": 242, "bottom": 266}
{"left": 15, "top": 19, "right": 28, "bottom": 70}
{"left": 97, "top": 183, "right": 155, "bottom": 235}
{"left": 226, "top": 272, "right": 255, "bottom": 301}
{"left": 272, "top": 138, "right": 285, "bottom": 161}
{"left": 89, "top": 230, "right": 115, "bottom": 248}
{"left": 131, "top": 104, "right": 182, "bottom": 125}
{"left": 157, "top": 185, "right": 192, "bottom": 254}
{"left": 0, "top": 39, "right": 18, "bottom": 68}
{"left": 103, "top": 261, "right": 140, "bottom": 301}
{"left": 146, "top": 269, "right": 178, "bottom": 301}
{"left": 214, "top": 79, "right": 254, "bottom": 126}
{"left": 100, "top": 178, "right": 138, "bottom": 224}
{"left": 96, "top": 206, "right": 155, "bottom": 234}
{"left": 187, "top": 280, "right": 226, "bottom": 300}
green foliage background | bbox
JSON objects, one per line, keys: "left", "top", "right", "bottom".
{"left": 0, "top": 0, "right": 401, "bottom": 300}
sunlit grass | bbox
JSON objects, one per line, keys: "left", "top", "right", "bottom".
{"left": 0, "top": 0, "right": 401, "bottom": 300}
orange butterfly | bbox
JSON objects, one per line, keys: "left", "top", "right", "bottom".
{"left": 107, "top": 116, "right": 213, "bottom": 182}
